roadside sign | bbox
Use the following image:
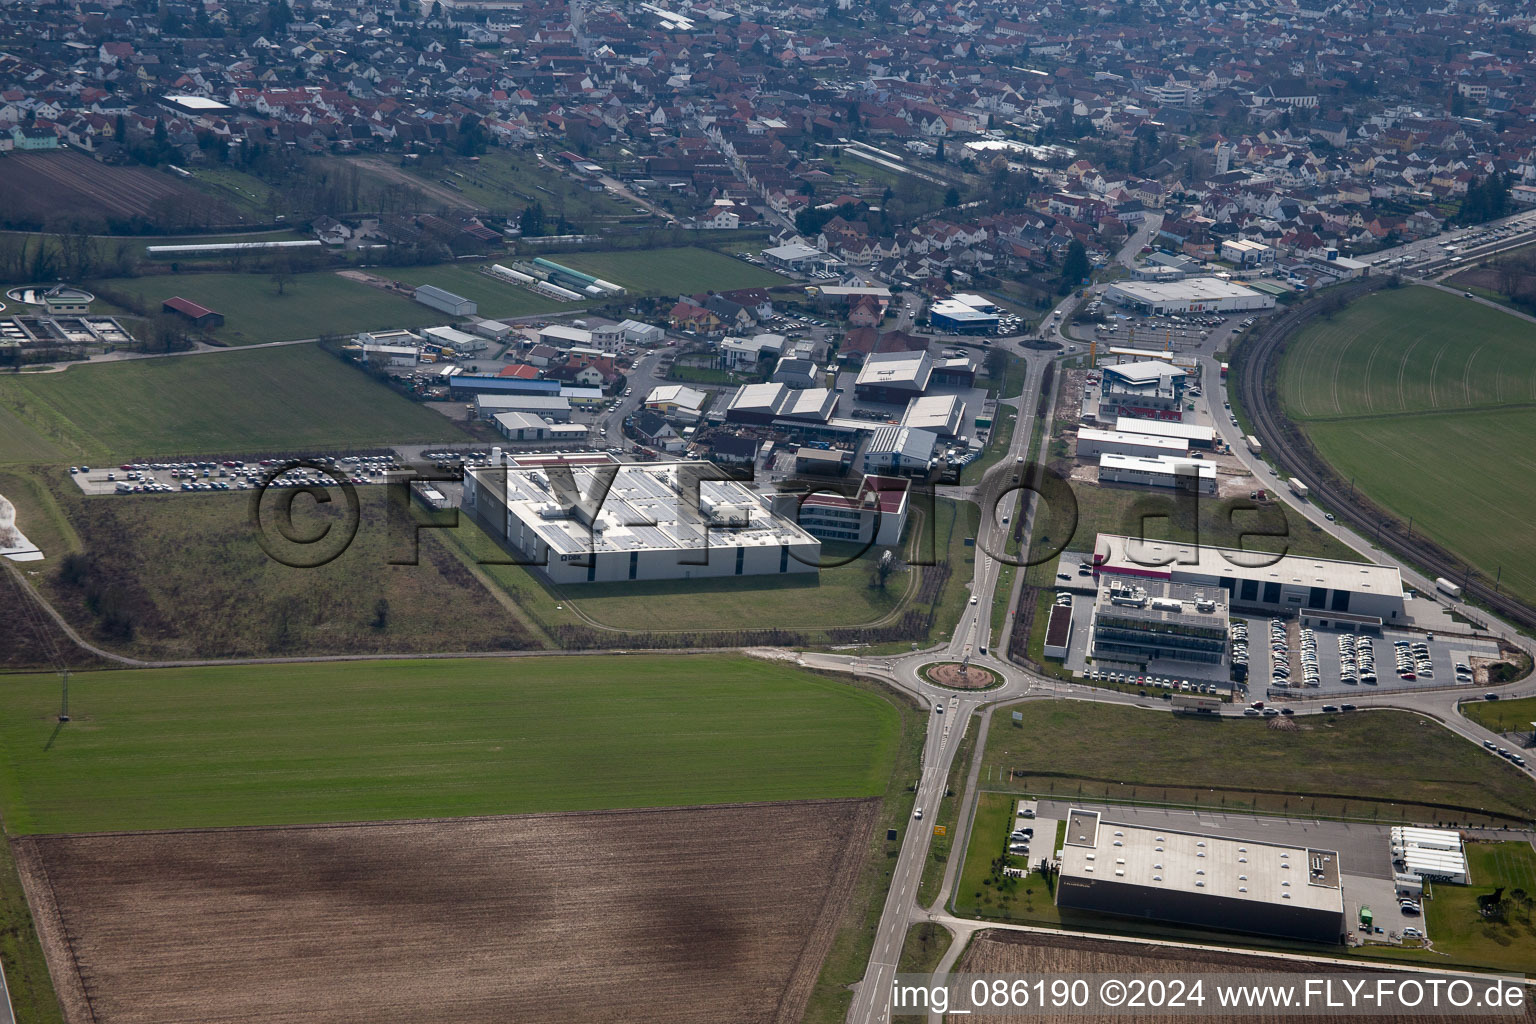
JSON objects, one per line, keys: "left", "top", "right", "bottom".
{"left": 933, "top": 825, "right": 947, "bottom": 837}
{"left": 1011, "top": 711, "right": 1024, "bottom": 722}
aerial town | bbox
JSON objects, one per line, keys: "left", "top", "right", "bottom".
{"left": 1, "top": 0, "right": 1535, "bottom": 1022}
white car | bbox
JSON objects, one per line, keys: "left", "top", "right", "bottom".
{"left": 913, "top": 807, "right": 923, "bottom": 820}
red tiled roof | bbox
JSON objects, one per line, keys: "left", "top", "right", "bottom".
{"left": 163, "top": 296, "right": 218, "bottom": 318}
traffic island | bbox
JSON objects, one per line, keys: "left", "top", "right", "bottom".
{"left": 922, "top": 662, "right": 1002, "bottom": 690}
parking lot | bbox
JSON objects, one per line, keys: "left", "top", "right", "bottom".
{"left": 68, "top": 451, "right": 419, "bottom": 497}
{"left": 1245, "top": 615, "right": 1503, "bottom": 698}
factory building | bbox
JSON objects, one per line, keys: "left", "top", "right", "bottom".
{"left": 1092, "top": 534, "right": 1407, "bottom": 624}
{"left": 901, "top": 394, "right": 966, "bottom": 439}
{"left": 616, "top": 319, "right": 665, "bottom": 346}
{"left": 1113, "top": 416, "right": 1216, "bottom": 449}
{"left": 1220, "top": 239, "right": 1274, "bottom": 267}
{"left": 463, "top": 458, "right": 821, "bottom": 585}
{"left": 1104, "top": 277, "right": 1275, "bottom": 314}
{"left": 1098, "top": 453, "right": 1217, "bottom": 495}
{"left": 724, "top": 382, "right": 838, "bottom": 426}
{"left": 1091, "top": 576, "right": 1230, "bottom": 665}
{"left": 644, "top": 384, "right": 708, "bottom": 423}
{"left": 1097, "top": 360, "right": 1189, "bottom": 421}
{"left": 862, "top": 425, "right": 937, "bottom": 475}
{"left": 1077, "top": 427, "right": 1189, "bottom": 460}
{"left": 473, "top": 393, "right": 572, "bottom": 422}
{"left": 929, "top": 296, "right": 1001, "bottom": 334}
{"left": 778, "top": 475, "right": 910, "bottom": 547}
{"left": 1056, "top": 809, "right": 1345, "bottom": 944}
{"left": 762, "top": 241, "right": 831, "bottom": 272}
{"left": 413, "top": 284, "right": 477, "bottom": 316}
{"left": 855, "top": 350, "right": 934, "bottom": 404}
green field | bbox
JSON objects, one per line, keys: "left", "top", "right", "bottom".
{"left": 1419, "top": 841, "right": 1536, "bottom": 973}
{"left": 553, "top": 246, "right": 787, "bottom": 295}
{"left": 980, "top": 701, "right": 1536, "bottom": 824}
{"left": 0, "top": 345, "right": 465, "bottom": 460}
{"left": 1461, "top": 695, "right": 1536, "bottom": 736}
{"left": 1277, "top": 286, "right": 1536, "bottom": 604}
{"left": 0, "top": 655, "right": 901, "bottom": 834}
{"left": 953, "top": 791, "right": 1056, "bottom": 921}
{"left": 90, "top": 270, "right": 445, "bottom": 345}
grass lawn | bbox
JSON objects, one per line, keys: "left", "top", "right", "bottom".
{"left": 0, "top": 345, "right": 466, "bottom": 461}
{"left": 897, "top": 922, "right": 952, "bottom": 976}
{"left": 89, "top": 270, "right": 443, "bottom": 345}
{"left": 0, "top": 655, "right": 903, "bottom": 834}
{"left": 1303, "top": 409, "right": 1536, "bottom": 606}
{"left": 1276, "top": 286, "right": 1536, "bottom": 605}
{"left": 0, "top": 830, "right": 62, "bottom": 1024}
{"left": 953, "top": 791, "right": 1056, "bottom": 921}
{"left": 979, "top": 702, "right": 1536, "bottom": 825}
{"left": 0, "top": 400, "right": 64, "bottom": 465}
{"left": 1460, "top": 695, "right": 1536, "bottom": 736}
{"left": 380, "top": 262, "right": 578, "bottom": 320}
{"left": 1414, "top": 841, "right": 1536, "bottom": 974}
{"left": 553, "top": 246, "right": 787, "bottom": 295}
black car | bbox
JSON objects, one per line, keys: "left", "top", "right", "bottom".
{"left": 1321, "top": 704, "right": 1339, "bottom": 712}
{"left": 1340, "top": 703, "right": 1357, "bottom": 712}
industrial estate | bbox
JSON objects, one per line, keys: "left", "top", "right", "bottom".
{"left": 2, "top": 0, "right": 1536, "bottom": 1022}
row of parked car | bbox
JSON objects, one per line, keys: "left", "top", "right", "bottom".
{"left": 1483, "top": 739, "right": 1528, "bottom": 768}
{"left": 1393, "top": 639, "right": 1433, "bottom": 681}
{"left": 1339, "top": 633, "right": 1376, "bottom": 685}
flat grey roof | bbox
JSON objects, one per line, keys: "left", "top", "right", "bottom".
{"left": 1059, "top": 808, "right": 1343, "bottom": 913}
{"left": 1095, "top": 533, "right": 1404, "bottom": 597}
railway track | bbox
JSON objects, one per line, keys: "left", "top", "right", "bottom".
{"left": 1232, "top": 279, "right": 1536, "bottom": 635}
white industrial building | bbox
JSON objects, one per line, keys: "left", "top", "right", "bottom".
{"left": 1092, "top": 534, "right": 1408, "bottom": 623}
{"left": 1078, "top": 427, "right": 1189, "bottom": 459}
{"left": 929, "top": 296, "right": 1000, "bottom": 334}
{"left": 644, "top": 384, "right": 708, "bottom": 423}
{"left": 724, "top": 382, "right": 838, "bottom": 425}
{"left": 1390, "top": 827, "right": 1468, "bottom": 884}
{"left": 414, "top": 284, "right": 477, "bottom": 316}
{"left": 494, "top": 412, "right": 556, "bottom": 440}
{"left": 855, "top": 350, "right": 934, "bottom": 403}
{"left": 474, "top": 394, "right": 573, "bottom": 422}
{"left": 1056, "top": 809, "right": 1345, "bottom": 944}
{"left": 1104, "top": 277, "right": 1274, "bottom": 314}
{"left": 617, "top": 318, "right": 665, "bottom": 346}
{"left": 901, "top": 394, "right": 966, "bottom": 438}
{"left": 1099, "top": 453, "right": 1217, "bottom": 495}
{"left": 782, "top": 475, "right": 910, "bottom": 547}
{"left": 863, "top": 425, "right": 937, "bottom": 474}
{"left": 1098, "top": 360, "right": 1190, "bottom": 421}
{"left": 423, "top": 325, "right": 486, "bottom": 353}
{"left": 720, "top": 333, "right": 788, "bottom": 369}
{"left": 462, "top": 458, "right": 821, "bottom": 584}
{"left": 762, "top": 241, "right": 830, "bottom": 272}
{"left": 1220, "top": 239, "right": 1274, "bottom": 266}
{"left": 1114, "top": 416, "right": 1216, "bottom": 448}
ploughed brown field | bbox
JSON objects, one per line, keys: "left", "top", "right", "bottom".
{"left": 16, "top": 799, "right": 877, "bottom": 1024}
{"left": 0, "top": 150, "right": 240, "bottom": 227}
{"left": 954, "top": 931, "right": 1536, "bottom": 1024}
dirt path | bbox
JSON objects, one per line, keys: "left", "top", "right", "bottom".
{"left": 345, "top": 156, "right": 485, "bottom": 213}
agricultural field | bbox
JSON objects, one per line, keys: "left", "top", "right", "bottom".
{"left": 0, "top": 655, "right": 902, "bottom": 833}
{"left": 0, "top": 150, "right": 242, "bottom": 232}
{"left": 17, "top": 800, "right": 876, "bottom": 1024}
{"left": 553, "top": 246, "right": 788, "bottom": 295}
{"left": 21, "top": 480, "right": 533, "bottom": 660}
{"left": 953, "top": 931, "right": 1524, "bottom": 1024}
{"left": 88, "top": 269, "right": 447, "bottom": 345}
{"left": 0, "top": 345, "right": 465, "bottom": 461}
{"left": 978, "top": 701, "right": 1536, "bottom": 824}
{"left": 1277, "top": 286, "right": 1536, "bottom": 604}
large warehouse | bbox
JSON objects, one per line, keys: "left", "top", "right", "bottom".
{"left": 1077, "top": 427, "right": 1188, "bottom": 459}
{"left": 1056, "top": 809, "right": 1346, "bottom": 944}
{"left": 929, "top": 296, "right": 1000, "bottom": 334}
{"left": 1092, "top": 534, "right": 1407, "bottom": 623}
{"left": 463, "top": 458, "right": 821, "bottom": 584}
{"left": 724, "top": 382, "right": 838, "bottom": 425}
{"left": 1104, "top": 277, "right": 1275, "bottom": 314}
{"left": 855, "top": 351, "right": 934, "bottom": 403}
{"left": 1098, "top": 453, "right": 1216, "bottom": 495}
